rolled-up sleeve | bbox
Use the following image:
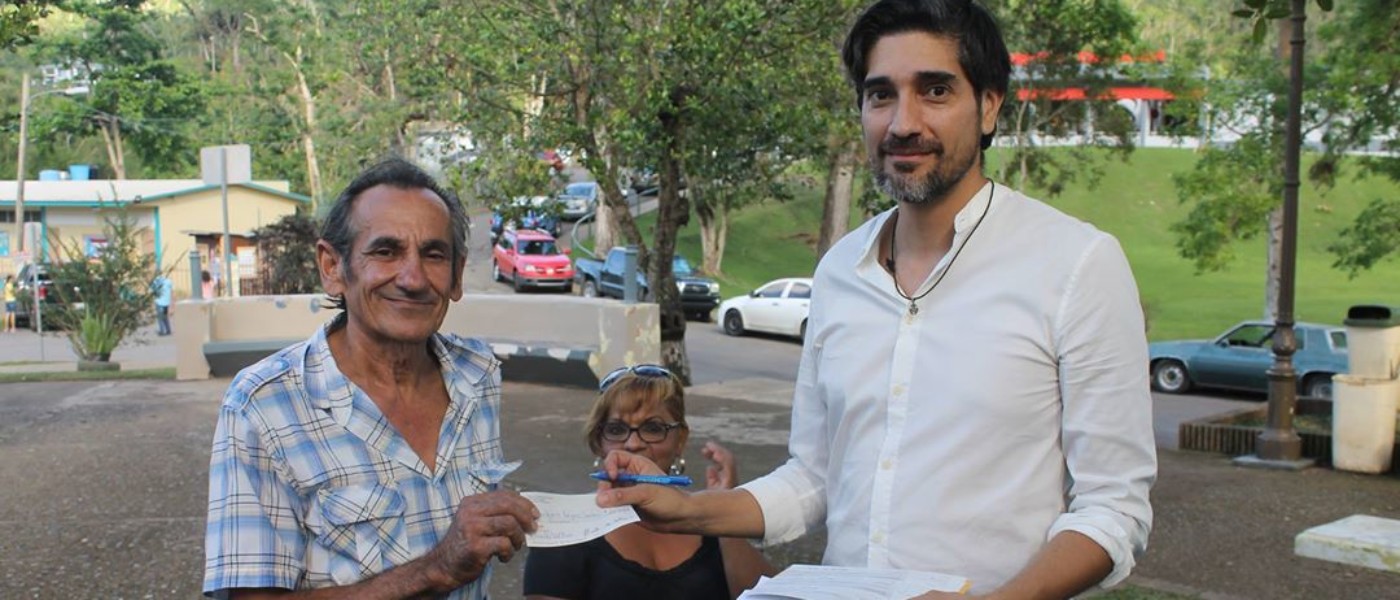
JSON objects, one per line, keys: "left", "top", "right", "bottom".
{"left": 1047, "top": 234, "right": 1157, "bottom": 588}
{"left": 739, "top": 280, "right": 831, "bottom": 547}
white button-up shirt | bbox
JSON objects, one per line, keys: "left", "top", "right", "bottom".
{"left": 741, "top": 182, "right": 1156, "bottom": 593}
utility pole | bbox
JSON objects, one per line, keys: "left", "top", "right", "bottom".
{"left": 14, "top": 72, "right": 31, "bottom": 256}
{"left": 220, "top": 147, "right": 233, "bottom": 296}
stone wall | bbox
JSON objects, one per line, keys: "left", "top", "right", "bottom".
{"left": 173, "top": 294, "right": 660, "bottom": 387}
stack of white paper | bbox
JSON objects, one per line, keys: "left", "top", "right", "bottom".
{"left": 738, "top": 564, "right": 970, "bottom": 599}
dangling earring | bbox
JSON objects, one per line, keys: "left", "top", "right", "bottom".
{"left": 593, "top": 457, "right": 602, "bottom": 469}
{"left": 669, "top": 457, "right": 686, "bottom": 476}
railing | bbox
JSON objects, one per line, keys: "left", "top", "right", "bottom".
{"left": 569, "top": 210, "right": 597, "bottom": 259}
{"left": 567, "top": 190, "right": 651, "bottom": 260}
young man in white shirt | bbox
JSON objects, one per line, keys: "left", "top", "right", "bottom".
{"left": 597, "top": 1, "right": 1156, "bottom": 598}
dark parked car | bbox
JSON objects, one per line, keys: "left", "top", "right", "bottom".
{"left": 573, "top": 248, "right": 720, "bottom": 321}
{"left": 558, "top": 182, "right": 602, "bottom": 220}
{"left": 557, "top": 181, "right": 643, "bottom": 220}
{"left": 1149, "top": 321, "right": 1348, "bottom": 399}
{"left": 14, "top": 263, "right": 80, "bottom": 331}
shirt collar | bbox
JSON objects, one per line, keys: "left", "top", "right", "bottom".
{"left": 306, "top": 315, "right": 475, "bottom": 415}
{"left": 307, "top": 316, "right": 354, "bottom": 413}
{"left": 855, "top": 179, "right": 998, "bottom": 270}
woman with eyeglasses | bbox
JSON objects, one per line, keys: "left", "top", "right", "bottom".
{"left": 522, "top": 365, "right": 775, "bottom": 599}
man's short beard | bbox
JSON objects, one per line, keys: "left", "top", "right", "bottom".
{"left": 872, "top": 145, "right": 977, "bottom": 206}
{"left": 872, "top": 97, "right": 987, "bottom": 206}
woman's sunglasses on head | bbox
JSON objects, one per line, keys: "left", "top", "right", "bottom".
{"left": 598, "top": 363, "right": 674, "bottom": 392}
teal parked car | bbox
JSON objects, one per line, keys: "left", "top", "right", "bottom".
{"left": 1149, "top": 321, "right": 1348, "bottom": 399}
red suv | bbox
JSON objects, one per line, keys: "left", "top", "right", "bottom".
{"left": 492, "top": 229, "right": 574, "bottom": 293}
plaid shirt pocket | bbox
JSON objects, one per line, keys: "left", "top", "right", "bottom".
{"left": 314, "top": 483, "right": 413, "bottom": 584}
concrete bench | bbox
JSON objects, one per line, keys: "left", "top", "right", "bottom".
{"left": 203, "top": 339, "right": 298, "bottom": 378}
{"left": 485, "top": 340, "right": 599, "bottom": 389}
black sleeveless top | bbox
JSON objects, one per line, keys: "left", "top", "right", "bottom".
{"left": 522, "top": 535, "right": 729, "bottom": 600}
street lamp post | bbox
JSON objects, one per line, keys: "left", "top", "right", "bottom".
{"left": 1236, "top": 0, "right": 1314, "bottom": 471}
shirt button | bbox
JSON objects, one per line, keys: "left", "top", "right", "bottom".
{"left": 881, "top": 459, "right": 893, "bottom": 470}
{"left": 872, "top": 532, "right": 885, "bottom": 544}
{"left": 892, "top": 385, "right": 906, "bottom": 397}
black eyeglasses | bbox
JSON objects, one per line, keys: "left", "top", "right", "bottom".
{"left": 598, "top": 363, "right": 675, "bottom": 392}
{"left": 601, "top": 418, "right": 684, "bottom": 443}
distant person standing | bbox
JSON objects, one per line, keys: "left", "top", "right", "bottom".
{"left": 200, "top": 270, "right": 214, "bottom": 300}
{"left": 153, "top": 275, "right": 173, "bottom": 336}
{"left": 3, "top": 274, "right": 15, "bottom": 332}
{"left": 209, "top": 253, "right": 223, "bottom": 297}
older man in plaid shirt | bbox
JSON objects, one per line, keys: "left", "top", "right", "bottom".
{"left": 203, "top": 159, "right": 539, "bottom": 599}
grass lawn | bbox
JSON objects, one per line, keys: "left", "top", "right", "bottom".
{"left": 0, "top": 360, "right": 60, "bottom": 367}
{"left": 634, "top": 147, "right": 1399, "bottom": 340}
{"left": 0, "top": 367, "right": 177, "bottom": 384}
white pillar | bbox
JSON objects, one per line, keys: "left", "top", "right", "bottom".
{"left": 1138, "top": 99, "right": 1150, "bottom": 146}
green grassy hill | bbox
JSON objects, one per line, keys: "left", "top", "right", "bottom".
{"left": 647, "top": 147, "right": 1399, "bottom": 340}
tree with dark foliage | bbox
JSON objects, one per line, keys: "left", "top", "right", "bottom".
{"left": 252, "top": 212, "right": 320, "bottom": 295}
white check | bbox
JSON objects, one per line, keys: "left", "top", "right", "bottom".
{"left": 521, "top": 492, "right": 640, "bottom": 548}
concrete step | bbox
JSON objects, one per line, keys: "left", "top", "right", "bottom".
{"left": 1295, "top": 514, "right": 1400, "bottom": 573}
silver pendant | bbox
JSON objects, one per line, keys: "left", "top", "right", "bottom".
{"left": 908, "top": 302, "right": 919, "bottom": 316}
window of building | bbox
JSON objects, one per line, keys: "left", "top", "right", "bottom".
{"left": 0, "top": 210, "right": 41, "bottom": 224}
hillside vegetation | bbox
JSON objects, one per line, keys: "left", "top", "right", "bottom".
{"left": 656, "top": 148, "right": 1399, "bottom": 341}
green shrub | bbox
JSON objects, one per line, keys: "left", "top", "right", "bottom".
{"left": 252, "top": 212, "right": 321, "bottom": 295}
{"left": 75, "top": 308, "right": 122, "bottom": 360}
{"left": 46, "top": 207, "right": 172, "bottom": 362}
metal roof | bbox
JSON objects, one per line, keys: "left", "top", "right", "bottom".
{"left": 0, "top": 180, "right": 309, "bottom": 206}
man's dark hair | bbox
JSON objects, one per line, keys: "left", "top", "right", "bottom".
{"left": 842, "top": 0, "right": 1011, "bottom": 150}
{"left": 320, "top": 157, "right": 470, "bottom": 309}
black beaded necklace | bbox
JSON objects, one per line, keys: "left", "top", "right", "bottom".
{"left": 883, "top": 181, "right": 995, "bottom": 316}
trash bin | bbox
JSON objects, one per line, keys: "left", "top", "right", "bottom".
{"left": 1332, "top": 375, "right": 1400, "bottom": 474}
{"left": 1344, "top": 304, "right": 1400, "bottom": 380}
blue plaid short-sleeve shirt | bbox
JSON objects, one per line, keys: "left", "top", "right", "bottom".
{"left": 202, "top": 320, "right": 516, "bottom": 598}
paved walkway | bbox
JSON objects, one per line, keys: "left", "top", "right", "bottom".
{"left": 0, "top": 325, "right": 176, "bottom": 373}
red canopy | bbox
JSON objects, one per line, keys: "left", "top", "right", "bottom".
{"left": 1015, "top": 86, "right": 1174, "bottom": 101}
{"left": 1011, "top": 49, "right": 1167, "bottom": 66}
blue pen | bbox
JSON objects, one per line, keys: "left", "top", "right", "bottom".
{"left": 589, "top": 470, "right": 692, "bottom": 487}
